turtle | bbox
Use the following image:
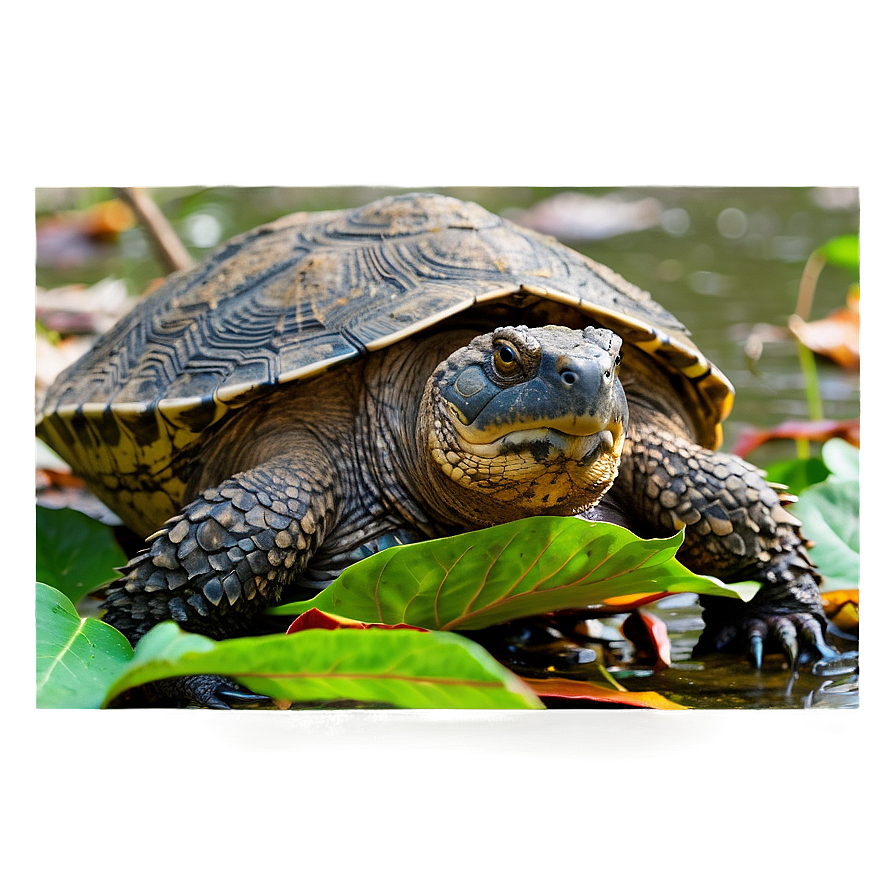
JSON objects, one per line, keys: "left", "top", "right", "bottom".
{"left": 36, "top": 192, "right": 833, "bottom": 706}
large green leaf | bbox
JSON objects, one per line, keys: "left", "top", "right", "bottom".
{"left": 798, "top": 479, "right": 860, "bottom": 592}
{"left": 104, "top": 621, "right": 544, "bottom": 710}
{"left": 821, "top": 438, "right": 859, "bottom": 482}
{"left": 273, "top": 517, "right": 746, "bottom": 631}
{"left": 36, "top": 583, "right": 134, "bottom": 709}
{"left": 36, "top": 506, "right": 127, "bottom": 602}
{"left": 765, "top": 439, "right": 859, "bottom": 592}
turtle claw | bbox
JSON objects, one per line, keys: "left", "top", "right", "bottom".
{"left": 749, "top": 634, "right": 764, "bottom": 669}
{"left": 745, "top": 620, "right": 769, "bottom": 668}
{"left": 697, "top": 596, "right": 837, "bottom": 670}
{"left": 798, "top": 616, "right": 840, "bottom": 660}
{"left": 212, "top": 682, "right": 273, "bottom": 707}
{"left": 771, "top": 618, "right": 800, "bottom": 669}
{"left": 142, "top": 674, "right": 271, "bottom": 709}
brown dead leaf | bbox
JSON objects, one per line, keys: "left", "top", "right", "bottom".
{"left": 789, "top": 288, "right": 860, "bottom": 370}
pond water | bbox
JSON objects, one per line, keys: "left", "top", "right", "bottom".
{"left": 35, "top": 185, "right": 860, "bottom": 709}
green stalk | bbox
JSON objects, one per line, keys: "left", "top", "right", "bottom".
{"left": 596, "top": 664, "right": 627, "bottom": 692}
{"left": 791, "top": 249, "right": 827, "bottom": 456}
{"left": 794, "top": 340, "right": 823, "bottom": 459}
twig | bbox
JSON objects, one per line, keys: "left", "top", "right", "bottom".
{"left": 113, "top": 187, "right": 193, "bottom": 274}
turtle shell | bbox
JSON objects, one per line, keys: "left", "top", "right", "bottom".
{"left": 37, "top": 192, "right": 734, "bottom": 534}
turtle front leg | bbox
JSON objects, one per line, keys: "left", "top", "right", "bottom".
{"left": 601, "top": 421, "right": 835, "bottom": 668}
{"left": 102, "top": 453, "right": 340, "bottom": 705}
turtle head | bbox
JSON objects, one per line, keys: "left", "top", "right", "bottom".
{"left": 422, "top": 325, "right": 628, "bottom": 523}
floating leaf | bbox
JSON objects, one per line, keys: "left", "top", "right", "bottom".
{"left": 520, "top": 676, "right": 686, "bottom": 709}
{"left": 104, "top": 621, "right": 543, "bottom": 710}
{"left": 272, "top": 517, "right": 745, "bottom": 632}
{"left": 36, "top": 583, "right": 134, "bottom": 709}
{"left": 36, "top": 505, "right": 127, "bottom": 602}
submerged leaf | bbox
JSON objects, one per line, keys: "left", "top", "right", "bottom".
{"left": 104, "top": 621, "right": 543, "bottom": 710}
{"left": 272, "top": 517, "right": 745, "bottom": 631}
{"left": 36, "top": 583, "right": 134, "bottom": 709}
{"left": 36, "top": 505, "right": 127, "bottom": 602}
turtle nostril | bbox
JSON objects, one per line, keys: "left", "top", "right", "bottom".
{"left": 561, "top": 370, "right": 578, "bottom": 386}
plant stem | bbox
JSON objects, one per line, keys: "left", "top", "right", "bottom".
{"left": 113, "top": 187, "right": 193, "bottom": 274}
{"left": 596, "top": 664, "right": 627, "bottom": 692}
{"left": 791, "top": 248, "right": 827, "bottom": 457}
{"left": 795, "top": 249, "right": 825, "bottom": 321}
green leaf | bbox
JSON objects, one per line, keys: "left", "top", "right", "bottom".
{"left": 764, "top": 456, "right": 831, "bottom": 496}
{"left": 797, "top": 479, "right": 860, "bottom": 592}
{"left": 818, "top": 234, "right": 859, "bottom": 276}
{"left": 36, "top": 583, "right": 134, "bottom": 709}
{"left": 104, "top": 622, "right": 543, "bottom": 709}
{"left": 36, "top": 506, "right": 127, "bottom": 602}
{"left": 273, "top": 517, "right": 745, "bottom": 631}
{"left": 821, "top": 438, "right": 859, "bottom": 482}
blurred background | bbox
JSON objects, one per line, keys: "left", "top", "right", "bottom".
{"left": 35, "top": 184, "right": 860, "bottom": 469}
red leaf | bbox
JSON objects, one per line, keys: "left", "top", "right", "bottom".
{"left": 285, "top": 608, "right": 429, "bottom": 635}
{"left": 520, "top": 676, "right": 686, "bottom": 709}
{"left": 731, "top": 418, "right": 860, "bottom": 458}
{"left": 621, "top": 609, "right": 672, "bottom": 669}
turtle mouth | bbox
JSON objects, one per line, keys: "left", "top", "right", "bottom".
{"left": 454, "top": 418, "right": 626, "bottom": 463}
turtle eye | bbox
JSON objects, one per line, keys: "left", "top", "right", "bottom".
{"left": 615, "top": 351, "right": 623, "bottom": 367}
{"left": 493, "top": 341, "right": 519, "bottom": 376}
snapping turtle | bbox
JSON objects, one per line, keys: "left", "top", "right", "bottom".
{"left": 36, "top": 192, "right": 832, "bottom": 704}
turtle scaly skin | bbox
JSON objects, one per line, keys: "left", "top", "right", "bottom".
{"left": 586, "top": 417, "right": 828, "bottom": 665}
{"left": 102, "top": 325, "right": 628, "bottom": 639}
{"left": 103, "top": 450, "right": 341, "bottom": 641}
